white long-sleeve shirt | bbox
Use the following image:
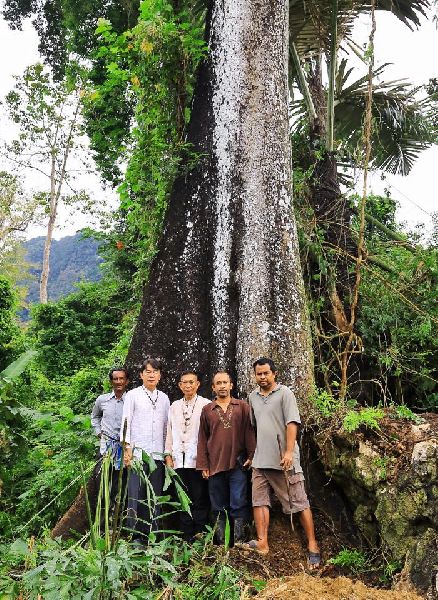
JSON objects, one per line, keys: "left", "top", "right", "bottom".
{"left": 120, "top": 385, "right": 170, "bottom": 461}
{"left": 165, "top": 395, "right": 210, "bottom": 468}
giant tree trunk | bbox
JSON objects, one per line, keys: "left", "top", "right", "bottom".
{"left": 127, "top": 0, "right": 312, "bottom": 401}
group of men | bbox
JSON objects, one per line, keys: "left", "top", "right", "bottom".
{"left": 91, "top": 356, "right": 321, "bottom": 568}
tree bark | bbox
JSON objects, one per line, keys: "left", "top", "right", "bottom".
{"left": 40, "top": 155, "right": 58, "bottom": 304}
{"left": 127, "top": 0, "right": 312, "bottom": 402}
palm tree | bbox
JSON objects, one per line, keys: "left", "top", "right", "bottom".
{"left": 288, "top": 0, "right": 434, "bottom": 397}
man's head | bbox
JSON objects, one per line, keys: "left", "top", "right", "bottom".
{"left": 212, "top": 371, "right": 233, "bottom": 400}
{"left": 253, "top": 357, "right": 277, "bottom": 391}
{"left": 179, "top": 370, "right": 201, "bottom": 400}
{"left": 109, "top": 367, "right": 129, "bottom": 397}
{"left": 139, "top": 356, "right": 162, "bottom": 391}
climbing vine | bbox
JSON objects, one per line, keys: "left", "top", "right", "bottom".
{"left": 83, "top": 0, "right": 207, "bottom": 290}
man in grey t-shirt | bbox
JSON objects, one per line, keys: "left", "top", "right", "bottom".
{"left": 244, "top": 357, "right": 320, "bottom": 568}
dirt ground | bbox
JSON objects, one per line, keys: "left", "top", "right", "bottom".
{"left": 255, "top": 574, "right": 422, "bottom": 600}
{"left": 229, "top": 507, "right": 424, "bottom": 599}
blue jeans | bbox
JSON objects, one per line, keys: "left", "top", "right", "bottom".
{"left": 208, "top": 467, "right": 249, "bottom": 520}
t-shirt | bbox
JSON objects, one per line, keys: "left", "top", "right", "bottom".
{"left": 249, "top": 384, "right": 302, "bottom": 472}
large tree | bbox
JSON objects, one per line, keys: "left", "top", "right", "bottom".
{"left": 126, "top": 0, "right": 312, "bottom": 401}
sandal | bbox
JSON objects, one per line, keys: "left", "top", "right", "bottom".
{"left": 307, "top": 551, "right": 321, "bottom": 569}
{"left": 237, "top": 539, "right": 269, "bottom": 555}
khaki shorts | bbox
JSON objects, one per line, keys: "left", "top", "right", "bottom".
{"left": 252, "top": 467, "right": 310, "bottom": 514}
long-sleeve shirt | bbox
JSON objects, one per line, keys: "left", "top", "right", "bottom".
{"left": 91, "top": 391, "right": 126, "bottom": 455}
{"left": 196, "top": 398, "right": 256, "bottom": 476}
{"left": 120, "top": 385, "right": 170, "bottom": 461}
{"left": 165, "top": 395, "right": 210, "bottom": 469}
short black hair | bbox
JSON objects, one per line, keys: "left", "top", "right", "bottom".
{"left": 179, "top": 370, "right": 201, "bottom": 382}
{"left": 211, "top": 370, "right": 232, "bottom": 384}
{"left": 140, "top": 356, "right": 162, "bottom": 372}
{"left": 253, "top": 357, "right": 277, "bottom": 373}
{"left": 109, "top": 366, "right": 129, "bottom": 380}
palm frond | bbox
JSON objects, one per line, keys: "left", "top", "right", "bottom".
{"left": 290, "top": 0, "right": 429, "bottom": 58}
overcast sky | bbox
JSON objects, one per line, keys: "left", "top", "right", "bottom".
{"left": 0, "top": 9, "right": 437, "bottom": 240}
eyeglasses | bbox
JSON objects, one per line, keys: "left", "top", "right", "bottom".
{"left": 144, "top": 369, "right": 159, "bottom": 375}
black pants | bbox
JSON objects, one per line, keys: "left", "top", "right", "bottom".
{"left": 126, "top": 460, "right": 165, "bottom": 539}
{"left": 91, "top": 455, "right": 127, "bottom": 518}
{"left": 175, "top": 468, "right": 210, "bottom": 541}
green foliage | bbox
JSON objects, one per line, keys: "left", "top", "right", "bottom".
{"left": 356, "top": 235, "right": 437, "bottom": 411}
{"left": 343, "top": 407, "right": 385, "bottom": 433}
{"left": 0, "top": 398, "right": 95, "bottom": 538}
{"left": 82, "top": 0, "right": 207, "bottom": 292}
{"left": 310, "top": 387, "right": 342, "bottom": 418}
{"left": 392, "top": 404, "right": 422, "bottom": 423}
{"left": 0, "top": 275, "right": 24, "bottom": 370}
{"left": 30, "top": 280, "right": 129, "bottom": 377}
{"left": 1, "top": 534, "right": 246, "bottom": 599}
{"left": 0, "top": 461, "right": 248, "bottom": 599}
{"left": 328, "top": 548, "right": 368, "bottom": 574}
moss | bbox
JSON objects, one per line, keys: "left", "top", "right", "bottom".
{"left": 354, "top": 504, "right": 378, "bottom": 545}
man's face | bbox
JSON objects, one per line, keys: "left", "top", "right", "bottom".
{"left": 212, "top": 373, "right": 233, "bottom": 399}
{"left": 140, "top": 365, "right": 161, "bottom": 390}
{"left": 254, "top": 363, "right": 276, "bottom": 389}
{"left": 110, "top": 371, "right": 129, "bottom": 395}
{"left": 179, "top": 373, "right": 200, "bottom": 399}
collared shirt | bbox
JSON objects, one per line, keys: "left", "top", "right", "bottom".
{"left": 91, "top": 390, "right": 126, "bottom": 455}
{"left": 165, "top": 395, "right": 210, "bottom": 469}
{"left": 120, "top": 385, "right": 170, "bottom": 461}
{"left": 249, "top": 384, "right": 302, "bottom": 472}
{"left": 196, "top": 398, "right": 256, "bottom": 476}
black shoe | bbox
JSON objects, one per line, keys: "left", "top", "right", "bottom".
{"left": 233, "top": 518, "right": 246, "bottom": 543}
{"left": 216, "top": 519, "right": 226, "bottom": 544}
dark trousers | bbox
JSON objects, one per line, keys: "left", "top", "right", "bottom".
{"left": 126, "top": 460, "right": 165, "bottom": 539}
{"left": 91, "top": 454, "right": 127, "bottom": 518}
{"left": 208, "top": 467, "right": 249, "bottom": 521}
{"left": 175, "top": 468, "right": 210, "bottom": 541}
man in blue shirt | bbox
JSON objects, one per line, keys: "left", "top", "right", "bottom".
{"left": 91, "top": 366, "right": 129, "bottom": 509}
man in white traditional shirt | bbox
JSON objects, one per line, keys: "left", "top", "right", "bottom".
{"left": 121, "top": 356, "right": 169, "bottom": 541}
{"left": 165, "top": 371, "right": 210, "bottom": 541}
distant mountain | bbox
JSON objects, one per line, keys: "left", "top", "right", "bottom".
{"left": 23, "top": 233, "right": 103, "bottom": 306}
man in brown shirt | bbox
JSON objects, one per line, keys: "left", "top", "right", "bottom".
{"left": 196, "top": 371, "right": 255, "bottom": 543}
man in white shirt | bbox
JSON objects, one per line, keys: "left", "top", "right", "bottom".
{"left": 165, "top": 371, "right": 210, "bottom": 541}
{"left": 121, "top": 357, "right": 170, "bottom": 541}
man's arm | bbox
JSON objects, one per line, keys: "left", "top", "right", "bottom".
{"left": 196, "top": 408, "right": 210, "bottom": 478}
{"left": 280, "top": 421, "right": 298, "bottom": 471}
{"left": 121, "top": 393, "right": 133, "bottom": 466}
{"left": 164, "top": 407, "right": 174, "bottom": 468}
{"left": 91, "top": 396, "right": 103, "bottom": 436}
{"left": 242, "top": 402, "right": 256, "bottom": 467}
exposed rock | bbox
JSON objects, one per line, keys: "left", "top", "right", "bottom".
{"left": 316, "top": 412, "right": 438, "bottom": 597}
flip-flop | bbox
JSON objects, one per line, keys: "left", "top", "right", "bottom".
{"left": 237, "top": 539, "right": 269, "bottom": 555}
{"left": 307, "top": 551, "right": 321, "bottom": 569}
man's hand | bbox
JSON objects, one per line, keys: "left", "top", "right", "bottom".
{"left": 202, "top": 469, "right": 210, "bottom": 479}
{"left": 165, "top": 455, "right": 174, "bottom": 468}
{"left": 243, "top": 458, "right": 252, "bottom": 469}
{"left": 124, "top": 447, "right": 133, "bottom": 467}
{"left": 280, "top": 450, "right": 293, "bottom": 471}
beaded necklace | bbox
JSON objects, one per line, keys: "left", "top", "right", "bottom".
{"left": 143, "top": 386, "right": 158, "bottom": 409}
{"left": 182, "top": 395, "right": 198, "bottom": 432}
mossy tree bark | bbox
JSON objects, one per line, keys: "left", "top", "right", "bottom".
{"left": 126, "top": 0, "right": 312, "bottom": 401}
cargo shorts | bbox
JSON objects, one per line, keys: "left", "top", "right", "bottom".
{"left": 252, "top": 467, "right": 310, "bottom": 514}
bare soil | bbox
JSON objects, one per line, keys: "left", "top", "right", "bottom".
{"left": 255, "top": 574, "right": 422, "bottom": 599}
